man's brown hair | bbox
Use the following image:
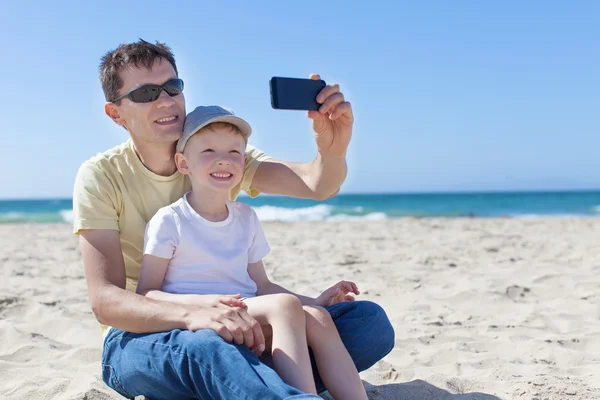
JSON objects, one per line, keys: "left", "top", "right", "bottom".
{"left": 99, "top": 39, "right": 178, "bottom": 103}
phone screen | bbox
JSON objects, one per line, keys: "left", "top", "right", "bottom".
{"left": 270, "top": 77, "right": 326, "bottom": 111}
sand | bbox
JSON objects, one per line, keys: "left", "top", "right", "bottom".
{"left": 1, "top": 218, "right": 600, "bottom": 399}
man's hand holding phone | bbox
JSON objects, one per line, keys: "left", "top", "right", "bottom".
{"left": 270, "top": 74, "right": 353, "bottom": 158}
{"left": 308, "top": 73, "right": 353, "bottom": 158}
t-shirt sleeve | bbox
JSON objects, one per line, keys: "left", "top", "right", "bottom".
{"left": 144, "top": 208, "right": 179, "bottom": 259}
{"left": 72, "top": 161, "right": 120, "bottom": 235}
{"left": 248, "top": 207, "right": 270, "bottom": 263}
{"left": 237, "top": 144, "right": 273, "bottom": 198}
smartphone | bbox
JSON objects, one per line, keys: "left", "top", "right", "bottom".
{"left": 270, "top": 77, "right": 326, "bottom": 111}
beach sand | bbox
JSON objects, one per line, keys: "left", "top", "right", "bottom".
{"left": 1, "top": 218, "right": 600, "bottom": 399}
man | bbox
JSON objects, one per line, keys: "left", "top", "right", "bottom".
{"left": 74, "top": 39, "right": 394, "bottom": 399}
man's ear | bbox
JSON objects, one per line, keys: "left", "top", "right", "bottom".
{"left": 244, "top": 155, "right": 248, "bottom": 167}
{"left": 175, "top": 152, "right": 189, "bottom": 174}
{"left": 105, "top": 103, "right": 125, "bottom": 127}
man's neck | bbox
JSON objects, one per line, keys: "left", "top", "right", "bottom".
{"left": 130, "top": 137, "right": 178, "bottom": 177}
{"left": 187, "top": 187, "right": 230, "bottom": 222}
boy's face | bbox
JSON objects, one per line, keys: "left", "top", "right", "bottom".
{"left": 105, "top": 58, "right": 185, "bottom": 145}
{"left": 177, "top": 126, "right": 246, "bottom": 193}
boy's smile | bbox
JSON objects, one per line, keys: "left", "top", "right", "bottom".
{"left": 210, "top": 171, "right": 234, "bottom": 182}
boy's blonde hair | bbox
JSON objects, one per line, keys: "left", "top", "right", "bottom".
{"left": 198, "top": 122, "right": 248, "bottom": 147}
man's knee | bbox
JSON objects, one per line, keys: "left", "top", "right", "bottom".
{"left": 359, "top": 301, "right": 395, "bottom": 354}
{"left": 334, "top": 300, "right": 395, "bottom": 370}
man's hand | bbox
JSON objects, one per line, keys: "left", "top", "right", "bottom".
{"left": 308, "top": 73, "right": 354, "bottom": 158}
{"left": 315, "top": 280, "right": 360, "bottom": 307}
{"left": 185, "top": 305, "right": 265, "bottom": 356}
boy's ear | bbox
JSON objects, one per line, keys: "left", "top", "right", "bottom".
{"left": 175, "top": 152, "right": 189, "bottom": 174}
{"left": 105, "top": 103, "right": 125, "bottom": 127}
{"left": 244, "top": 155, "right": 248, "bottom": 166}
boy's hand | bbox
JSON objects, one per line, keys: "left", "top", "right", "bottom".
{"left": 186, "top": 294, "right": 248, "bottom": 309}
{"left": 216, "top": 294, "right": 248, "bottom": 309}
{"left": 315, "top": 280, "right": 360, "bottom": 307}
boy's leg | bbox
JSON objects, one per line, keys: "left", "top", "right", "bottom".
{"left": 259, "top": 300, "right": 395, "bottom": 393}
{"left": 101, "top": 327, "right": 321, "bottom": 400}
{"left": 314, "top": 300, "right": 395, "bottom": 392}
{"left": 243, "top": 294, "right": 317, "bottom": 394}
{"left": 304, "top": 306, "right": 368, "bottom": 400}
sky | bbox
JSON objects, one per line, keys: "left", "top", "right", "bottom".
{"left": 0, "top": 1, "right": 599, "bottom": 199}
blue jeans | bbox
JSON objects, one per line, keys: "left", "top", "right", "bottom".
{"left": 102, "top": 300, "right": 395, "bottom": 400}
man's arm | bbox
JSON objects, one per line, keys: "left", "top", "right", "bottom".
{"left": 79, "top": 229, "right": 191, "bottom": 332}
{"left": 79, "top": 229, "right": 264, "bottom": 349}
{"left": 250, "top": 154, "right": 345, "bottom": 201}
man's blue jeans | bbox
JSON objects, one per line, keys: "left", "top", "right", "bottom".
{"left": 101, "top": 300, "right": 395, "bottom": 399}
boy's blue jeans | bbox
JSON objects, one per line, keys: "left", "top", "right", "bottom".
{"left": 101, "top": 300, "right": 395, "bottom": 400}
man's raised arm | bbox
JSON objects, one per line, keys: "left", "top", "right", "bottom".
{"left": 251, "top": 155, "right": 345, "bottom": 201}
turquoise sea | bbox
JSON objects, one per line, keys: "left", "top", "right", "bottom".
{"left": 1, "top": 191, "right": 600, "bottom": 224}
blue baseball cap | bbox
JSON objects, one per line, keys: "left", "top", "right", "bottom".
{"left": 177, "top": 105, "right": 252, "bottom": 153}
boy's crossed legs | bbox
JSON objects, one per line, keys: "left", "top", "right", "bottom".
{"left": 243, "top": 294, "right": 368, "bottom": 400}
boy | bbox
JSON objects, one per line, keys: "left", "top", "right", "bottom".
{"left": 136, "top": 105, "right": 368, "bottom": 399}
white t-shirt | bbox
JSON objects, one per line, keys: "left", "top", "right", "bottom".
{"left": 143, "top": 192, "right": 270, "bottom": 298}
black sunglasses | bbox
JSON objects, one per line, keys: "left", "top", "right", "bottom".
{"left": 112, "top": 78, "right": 184, "bottom": 103}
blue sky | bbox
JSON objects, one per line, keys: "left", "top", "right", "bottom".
{"left": 1, "top": 1, "right": 598, "bottom": 198}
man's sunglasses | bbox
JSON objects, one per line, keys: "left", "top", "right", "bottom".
{"left": 112, "top": 78, "right": 184, "bottom": 103}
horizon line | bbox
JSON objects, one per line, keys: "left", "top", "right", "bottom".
{"left": 3, "top": 187, "right": 600, "bottom": 201}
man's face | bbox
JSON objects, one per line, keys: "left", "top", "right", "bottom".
{"left": 108, "top": 58, "right": 185, "bottom": 145}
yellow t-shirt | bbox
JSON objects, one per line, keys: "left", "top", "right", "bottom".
{"left": 73, "top": 138, "right": 271, "bottom": 294}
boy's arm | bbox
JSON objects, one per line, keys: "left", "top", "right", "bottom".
{"left": 79, "top": 229, "right": 264, "bottom": 349}
{"left": 247, "top": 260, "right": 317, "bottom": 306}
{"left": 137, "top": 254, "right": 245, "bottom": 308}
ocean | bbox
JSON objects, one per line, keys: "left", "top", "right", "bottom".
{"left": 1, "top": 191, "right": 600, "bottom": 224}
